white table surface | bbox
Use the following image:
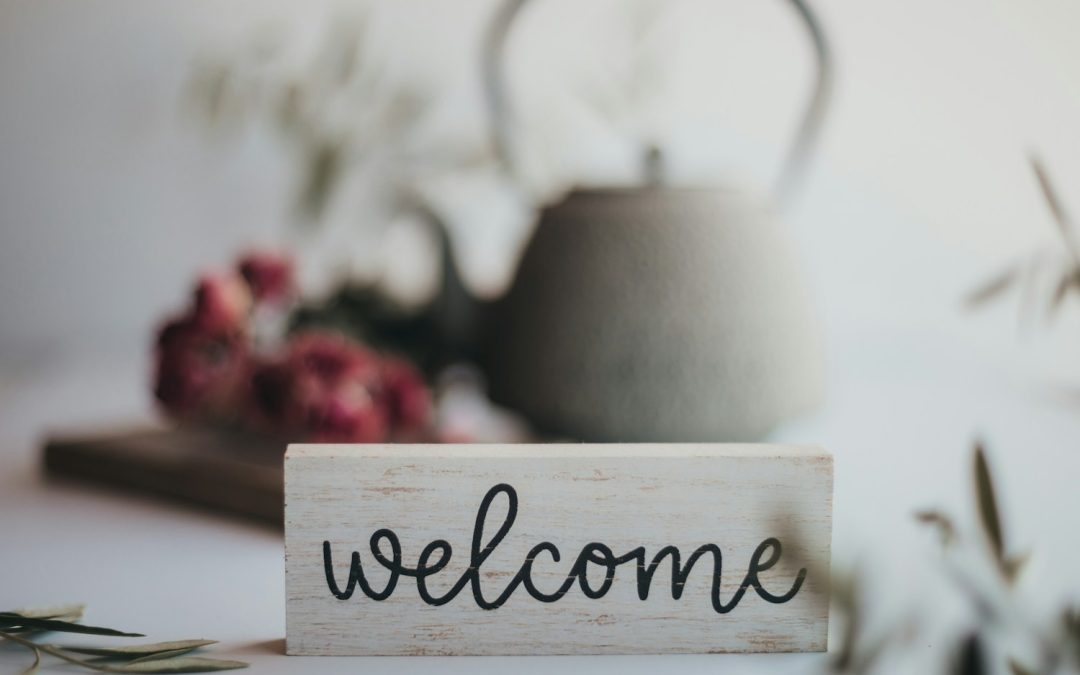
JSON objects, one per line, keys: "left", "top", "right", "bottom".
{"left": 3, "top": 193, "right": 1080, "bottom": 673}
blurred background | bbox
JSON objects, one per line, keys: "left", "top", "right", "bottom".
{"left": 3, "top": 0, "right": 1080, "bottom": 377}
{"left": 4, "top": 1, "right": 1080, "bottom": 672}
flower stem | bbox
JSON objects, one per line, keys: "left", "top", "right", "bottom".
{"left": 19, "top": 643, "right": 40, "bottom": 675}
{"left": 0, "top": 629, "right": 121, "bottom": 673}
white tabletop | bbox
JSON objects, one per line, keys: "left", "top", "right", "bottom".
{"left": 4, "top": 341, "right": 1079, "bottom": 674}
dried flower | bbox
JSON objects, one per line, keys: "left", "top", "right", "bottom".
{"left": 246, "top": 331, "right": 434, "bottom": 443}
{"left": 192, "top": 272, "right": 252, "bottom": 334}
{"left": 279, "top": 331, "right": 387, "bottom": 442}
{"left": 153, "top": 315, "right": 247, "bottom": 420}
{"left": 287, "top": 331, "right": 380, "bottom": 386}
{"left": 238, "top": 250, "right": 294, "bottom": 304}
{"left": 154, "top": 253, "right": 434, "bottom": 443}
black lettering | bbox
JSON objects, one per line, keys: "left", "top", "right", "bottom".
{"left": 321, "top": 484, "right": 806, "bottom": 613}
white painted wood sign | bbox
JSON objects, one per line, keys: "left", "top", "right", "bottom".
{"left": 284, "top": 444, "right": 833, "bottom": 655}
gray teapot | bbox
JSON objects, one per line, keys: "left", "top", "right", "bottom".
{"left": 433, "top": 0, "right": 830, "bottom": 442}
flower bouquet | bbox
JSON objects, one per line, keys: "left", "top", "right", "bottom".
{"left": 152, "top": 251, "right": 432, "bottom": 444}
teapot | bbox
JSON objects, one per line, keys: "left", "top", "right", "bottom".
{"left": 431, "top": 0, "right": 831, "bottom": 442}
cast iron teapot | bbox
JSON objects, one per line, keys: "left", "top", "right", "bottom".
{"left": 432, "top": 0, "right": 831, "bottom": 442}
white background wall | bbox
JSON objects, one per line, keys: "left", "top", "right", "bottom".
{"left": 2, "top": 0, "right": 1080, "bottom": 382}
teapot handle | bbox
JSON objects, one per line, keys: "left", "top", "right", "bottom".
{"left": 482, "top": 0, "right": 831, "bottom": 202}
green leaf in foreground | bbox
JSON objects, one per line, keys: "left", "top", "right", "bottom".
{"left": 966, "top": 267, "right": 1019, "bottom": 308}
{"left": 127, "top": 648, "right": 208, "bottom": 665}
{"left": 973, "top": 443, "right": 1005, "bottom": 565}
{"left": 60, "top": 640, "right": 217, "bottom": 660}
{"left": 109, "top": 657, "right": 248, "bottom": 673}
{"left": 3, "top": 605, "right": 87, "bottom": 634}
{"left": 1031, "top": 155, "right": 1079, "bottom": 252}
{"left": 0, "top": 614, "right": 143, "bottom": 637}
{"left": 915, "top": 510, "right": 957, "bottom": 546}
{"left": 2, "top": 625, "right": 247, "bottom": 674}
{"left": 1009, "top": 658, "right": 1038, "bottom": 675}
{"left": 1003, "top": 552, "right": 1031, "bottom": 585}
{"left": 11, "top": 605, "right": 87, "bottom": 622}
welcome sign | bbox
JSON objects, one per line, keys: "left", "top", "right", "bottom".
{"left": 284, "top": 444, "right": 833, "bottom": 655}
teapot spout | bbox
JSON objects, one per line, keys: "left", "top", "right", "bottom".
{"left": 425, "top": 207, "right": 487, "bottom": 365}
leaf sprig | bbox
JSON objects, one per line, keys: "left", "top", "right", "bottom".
{"left": 829, "top": 441, "right": 1080, "bottom": 674}
{"left": 966, "top": 156, "right": 1080, "bottom": 326}
{"left": 909, "top": 443, "right": 1080, "bottom": 675}
{"left": 0, "top": 605, "right": 246, "bottom": 674}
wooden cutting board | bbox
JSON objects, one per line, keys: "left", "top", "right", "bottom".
{"left": 42, "top": 426, "right": 286, "bottom": 526}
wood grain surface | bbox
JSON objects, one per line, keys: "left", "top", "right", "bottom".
{"left": 284, "top": 444, "right": 833, "bottom": 655}
{"left": 43, "top": 426, "right": 284, "bottom": 524}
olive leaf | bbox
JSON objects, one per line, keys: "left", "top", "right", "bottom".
{"left": 1047, "top": 269, "right": 1080, "bottom": 320}
{"left": 915, "top": 510, "right": 957, "bottom": 546}
{"left": 966, "top": 267, "right": 1020, "bottom": 309}
{"left": 973, "top": 443, "right": 1005, "bottom": 566}
{"left": 1008, "top": 658, "right": 1038, "bottom": 675}
{"left": 0, "top": 614, "right": 143, "bottom": 638}
{"left": 1002, "top": 552, "right": 1031, "bottom": 584}
{"left": 1061, "top": 606, "right": 1080, "bottom": 666}
{"left": 829, "top": 572, "right": 860, "bottom": 672}
{"left": 1064, "top": 606, "right": 1080, "bottom": 637}
{"left": 127, "top": 649, "right": 207, "bottom": 665}
{"left": 965, "top": 158, "right": 1080, "bottom": 332}
{"left": 4, "top": 605, "right": 87, "bottom": 634}
{"left": 12, "top": 605, "right": 87, "bottom": 621}
{"left": 59, "top": 640, "right": 217, "bottom": 660}
{"left": 954, "top": 634, "right": 986, "bottom": 675}
{"left": 108, "top": 657, "right": 248, "bottom": 673}
{"left": 1031, "top": 156, "right": 1080, "bottom": 262}
{"left": 971, "top": 443, "right": 1030, "bottom": 586}
{"left": 297, "top": 142, "right": 344, "bottom": 221}
{"left": 1, "top": 609, "right": 247, "bottom": 674}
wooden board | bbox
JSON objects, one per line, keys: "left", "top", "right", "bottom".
{"left": 43, "top": 427, "right": 285, "bottom": 525}
{"left": 284, "top": 444, "right": 833, "bottom": 655}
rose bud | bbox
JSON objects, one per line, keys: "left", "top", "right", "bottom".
{"left": 238, "top": 250, "right": 294, "bottom": 304}
{"left": 192, "top": 271, "right": 252, "bottom": 334}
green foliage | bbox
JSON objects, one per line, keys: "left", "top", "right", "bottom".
{"left": 0, "top": 608, "right": 246, "bottom": 674}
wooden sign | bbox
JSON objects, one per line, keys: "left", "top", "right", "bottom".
{"left": 284, "top": 444, "right": 832, "bottom": 655}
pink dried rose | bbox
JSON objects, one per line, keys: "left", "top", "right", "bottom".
{"left": 238, "top": 250, "right": 294, "bottom": 304}
{"left": 154, "top": 252, "right": 435, "bottom": 443}
{"left": 192, "top": 271, "right": 252, "bottom": 334}
{"left": 304, "top": 385, "right": 389, "bottom": 443}
{"left": 287, "top": 331, "right": 381, "bottom": 386}
{"left": 285, "top": 332, "right": 388, "bottom": 442}
{"left": 249, "top": 332, "right": 396, "bottom": 442}
{"left": 153, "top": 314, "right": 248, "bottom": 420}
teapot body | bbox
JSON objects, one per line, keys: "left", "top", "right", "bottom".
{"left": 482, "top": 187, "right": 823, "bottom": 442}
